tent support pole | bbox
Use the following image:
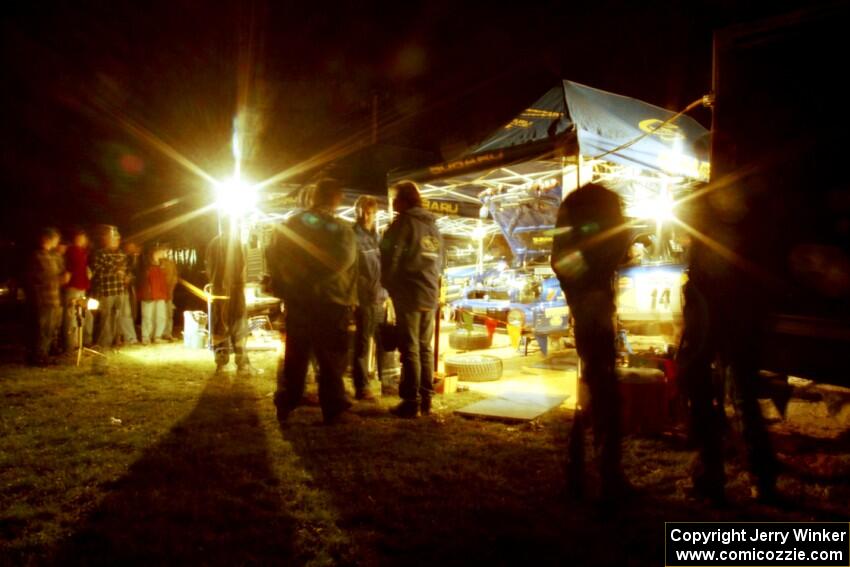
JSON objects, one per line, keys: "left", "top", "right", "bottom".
{"left": 576, "top": 151, "right": 582, "bottom": 190}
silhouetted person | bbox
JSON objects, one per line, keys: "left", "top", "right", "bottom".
{"left": 206, "top": 219, "right": 254, "bottom": 375}
{"left": 26, "top": 227, "right": 68, "bottom": 366}
{"left": 351, "top": 195, "right": 387, "bottom": 401}
{"left": 270, "top": 179, "right": 357, "bottom": 424}
{"left": 677, "top": 180, "right": 777, "bottom": 504}
{"left": 380, "top": 181, "right": 443, "bottom": 418}
{"left": 551, "top": 183, "right": 630, "bottom": 499}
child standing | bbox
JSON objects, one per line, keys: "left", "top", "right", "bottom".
{"left": 138, "top": 245, "right": 168, "bottom": 345}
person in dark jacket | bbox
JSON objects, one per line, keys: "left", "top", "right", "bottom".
{"left": 206, "top": 219, "right": 254, "bottom": 375}
{"left": 270, "top": 179, "right": 358, "bottom": 425}
{"left": 351, "top": 195, "right": 388, "bottom": 400}
{"left": 380, "top": 181, "right": 443, "bottom": 418}
{"left": 27, "top": 227, "right": 68, "bottom": 366}
{"left": 551, "top": 182, "right": 631, "bottom": 500}
{"left": 677, "top": 178, "right": 778, "bottom": 505}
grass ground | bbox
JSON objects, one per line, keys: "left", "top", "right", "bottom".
{"left": 1, "top": 339, "right": 849, "bottom": 566}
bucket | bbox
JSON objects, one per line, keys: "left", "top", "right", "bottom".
{"left": 190, "top": 329, "right": 208, "bottom": 350}
{"left": 183, "top": 310, "right": 209, "bottom": 349}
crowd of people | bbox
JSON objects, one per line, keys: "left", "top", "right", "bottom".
{"left": 23, "top": 177, "right": 777, "bottom": 505}
{"left": 25, "top": 225, "right": 179, "bottom": 366}
{"left": 264, "top": 179, "right": 442, "bottom": 424}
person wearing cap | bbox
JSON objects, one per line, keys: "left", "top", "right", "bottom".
{"left": 380, "top": 181, "right": 443, "bottom": 419}
{"left": 269, "top": 179, "right": 358, "bottom": 425}
{"left": 90, "top": 225, "right": 127, "bottom": 350}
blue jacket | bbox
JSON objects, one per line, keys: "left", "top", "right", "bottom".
{"left": 380, "top": 206, "right": 443, "bottom": 310}
{"left": 354, "top": 223, "right": 387, "bottom": 306}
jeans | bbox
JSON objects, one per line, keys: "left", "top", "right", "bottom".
{"left": 352, "top": 303, "right": 383, "bottom": 394}
{"left": 94, "top": 294, "right": 122, "bottom": 348}
{"left": 118, "top": 293, "right": 138, "bottom": 343}
{"left": 140, "top": 300, "right": 167, "bottom": 343}
{"left": 396, "top": 308, "right": 435, "bottom": 405}
{"left": 64, "top": 288, "right": 93, "bottom": 350}
{"left": 276, "top": 302, "right": 351, "bottom": 419}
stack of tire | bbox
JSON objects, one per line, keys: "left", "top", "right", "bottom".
{"left": 448, "top": 324, "right": 492, "bottom": 351}
{"left": 443, "top": 354, "right": 503, "bottom": 382}
{"left": 445, "top": 324, "right": 501, "bottom": 381}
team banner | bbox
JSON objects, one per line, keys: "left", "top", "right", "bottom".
{"left": 665, "top": 522, "right": 849, "bottom": 566}
{"left": 563, "top": 80, "right": 710, "bottom": 181}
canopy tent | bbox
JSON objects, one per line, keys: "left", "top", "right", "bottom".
{"left": 388, "top": 80, "right": 710, "bottom": 258}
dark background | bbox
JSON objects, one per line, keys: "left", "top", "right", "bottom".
{"left": 0, "top": 0, "right": 814, "bottom": 243}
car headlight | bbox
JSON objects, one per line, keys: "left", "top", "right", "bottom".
{"left": 507, "top": 308, "right": 525, "bottom": 327}
{"left": 0, "top": 286, "right": 9, "bottom": 297}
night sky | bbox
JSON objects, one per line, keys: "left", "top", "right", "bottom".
{"left": 0, "top": 0, "right": 810, "bottom": 241}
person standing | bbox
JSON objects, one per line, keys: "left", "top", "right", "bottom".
{"left": 270, "top": 179, "right": 358, "bottom": 424}
{"left": 206, "top": 219, "right": 254, "bottom": 375}
{"left": 26, "top": 227, "right": 68, "bottom": 366}
{"left": 117, "top": 240, "right": 140, "bottom": 346}
{"left": 159, "top": 243, "right": 179, "bottom": 341}
{"left": 137, "top": 245, "right": 168, "bottom": 345}
{"left": 90, "top": 226, "right": 128, "bottom": 350}
{"left": 63, "top": 228, "right": 93, "bottom": 351}
{"left": 677, "top": 179, "right": 778, "bottom": 505}
{"left": 351, "top": 195, "right": 387, "bottom": 401}
{"left": 380, "top": 181, "right": 443, "bottom": 418}
{"left": 551, "top": 183, "right": 631, "bottom": 499}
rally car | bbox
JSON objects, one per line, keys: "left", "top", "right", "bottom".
{"left": 616, "top": 230, "right": 686, "bottom": 326}
{"left": 450, "top": 266, "right": 569, "bottom": 355}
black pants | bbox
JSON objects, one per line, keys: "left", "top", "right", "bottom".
{"left": 567, "top": 287, "right": 621, "bottom": 482}
{"left": 678, "top": 279, "right": 776, "bottom": 491}
{"left": 396, "top": 307, "right": 435, "bottom": 405}
{"left": 277, "top": 302, "right": 351, "bottom": 419}
{"left": 352, "top": 303, "right": 383, "bottom": 394}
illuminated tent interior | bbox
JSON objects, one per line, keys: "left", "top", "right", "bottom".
{"left": 388, "top": 80, "right": 710, "bottom": 263}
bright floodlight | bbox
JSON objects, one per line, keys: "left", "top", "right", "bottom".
{"left": 87, "top": 298, "right": 100, "bottom": 311}
{"left": 214, "top": 176, "right": 258, "bottom": 216}
{"left": 634, "top": 193, "right": 676, "bottom": 224}
{"left": 471, "top": 225, "right": 488, "bottom": 241}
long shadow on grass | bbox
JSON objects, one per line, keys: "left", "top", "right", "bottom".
{"left": 280, "top": 406, "right": 712, "bottom": 567}
{"left": 51, "top": 373, "right": 295, "bottom": 565}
